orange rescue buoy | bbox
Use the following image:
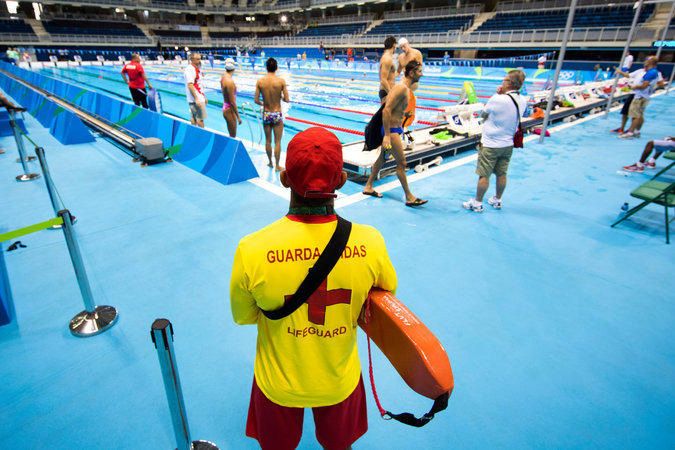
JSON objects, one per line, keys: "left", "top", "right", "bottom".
{"left": 358, "top": 289, "right": 454, "bottom": 400}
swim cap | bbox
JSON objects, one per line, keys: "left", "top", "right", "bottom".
{"left": 225, "top": 58, "right": 236, "bottom": 70}
{"left": 398, "top": 38, "right": 409, "bottom": 47}
{"left": 285, "top": 127, "right": 343, "bottom": 198}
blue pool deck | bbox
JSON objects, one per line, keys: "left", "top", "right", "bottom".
{"left": 0, "top": 90, "right": 674, "bottom": 449}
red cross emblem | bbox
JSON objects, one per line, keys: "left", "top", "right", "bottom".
{"left": 285, "top": 279, "right": 352, "bottom": 325}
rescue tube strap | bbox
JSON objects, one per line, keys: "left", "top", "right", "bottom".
{"left": 364, "top": 299, "right": 449, "bottom": 428}
{"left": 261, "top": 216, "right": 352, "bottom": 320}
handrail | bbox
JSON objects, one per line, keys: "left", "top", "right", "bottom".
{"left": 32, "top": 0, "right": 384, "bottom": 15}
{"left": 383, "top": 5, "right": 481, "bottom": 21}
{"left": 0, "top": 24, "right": 660, "bottom": 47}
{"left": 312, "top": 13, "right": 375, "bottom": 26}
{"left": 496, "top": 0, "right": 635, "bottom": 13}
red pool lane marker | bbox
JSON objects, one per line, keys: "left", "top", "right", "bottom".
{"left": 418, "top": 96, "right": 457, "bottom": 103}
{"left": 416, "top": 105, "right": 445, "bottom": 112}
{"left": 329, "top": 106, "right": 371, "bottom": 116}
{"left": 418, "top": 94, "right": 491, "bottom": 102}
{"left": 329, "top": 104, "right": 444, "bottom": 116}
{"left": 287, "top": 116, "right": 364, "bottom": 136}
{"left": 417, "top": 120, "right": 441, "bottom": 126}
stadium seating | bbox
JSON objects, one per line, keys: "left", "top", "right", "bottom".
{"left": 152, "top": 29, "right": 202, "bottom": 38}
{"left": 43, "top": 20, "right": 145, "bottom": 37}
{"left": 368, "top": 16, "right": 473, "bottom": 35}
{"left": 296, "top": 23, "right": 367, "bottom": 37}
{"left": 0, "top": 18, "right": 35, "bottom": 36}
{"left": 477, "top": 4, "right": 655, "bottom": 31}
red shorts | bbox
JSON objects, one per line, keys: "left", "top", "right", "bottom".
{"left": 246, "top": 376, "right": 368, "bottom": 450}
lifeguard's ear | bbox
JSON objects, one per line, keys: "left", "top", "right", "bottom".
{"left": 280, "top": 170, "right": 290, "bottom": 188}
{"left": 336, "top": 171, "right": 348, "bottom": 190}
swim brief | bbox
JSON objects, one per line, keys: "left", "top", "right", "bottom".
{"left": 222, "top": 102, "right": 232, "bottom": 112}
{"left": 381, "top": 126, "right": 404, "bottom": 135}
{"left": 263, "top": 111, "right": 283, "bottom": 126}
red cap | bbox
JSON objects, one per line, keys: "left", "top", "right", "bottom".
{"left": 285, "top": 127, "right": 343, "bottom": 198}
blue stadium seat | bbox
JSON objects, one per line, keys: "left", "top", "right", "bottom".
{"left": 477, "top": 4, "right": 655, "bottom": 31}
{"left": 43, "top": 20, "right": 145, "bottom": 37}
{"left": 296, "top": 23, "right": 367, "bottom": 37}
{"left": 367, "top": 16, "right": 472, "bottom": 35}
{"left": 0, "top": 18, "right": 35, "bottom": 35}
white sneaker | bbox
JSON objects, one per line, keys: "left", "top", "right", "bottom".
{"left": 644, "top": 161, "right": 656, "bottom": 169}
{"left": 619, "top": 131, "right": 636, "bottom": 139}
{"left": 462, "top": 198, "right": 484, "bottom": 212}
{"left": 488, "top": 196, "right": 502, "bottom": 209}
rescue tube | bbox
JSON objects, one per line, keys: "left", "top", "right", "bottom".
{"left": 358, "top": 289, "right": 453, "bottom": 400}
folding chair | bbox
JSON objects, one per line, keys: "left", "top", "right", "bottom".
{"left": 612, "top": 180, "right": 675, "bottom": 244}
{"left": 651, "top": 151, "right": 675, "bottom": 180}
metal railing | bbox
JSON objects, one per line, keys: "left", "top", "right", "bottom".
{"left": 313, "top": 13, "right": 375, "bottom": 26}
{"left": 0, "top": 32, "right": 153, "bottom": 44}
{"left": 459, "top": 26, "right": 657, "bottom": 44}
{"left": 1, "top": 24, "right": 664, "bottom": 47}
{"left": 383, "top": 5, "right": 481, "bottom": 21}
{"left": 0, "top": 32, "right": 40, "bottom": 43}
{"left": 33, "top": 0, "right": 383, "bottom": 14}
{"left": 497, "top": 0, "right": 635, "bottom": 13}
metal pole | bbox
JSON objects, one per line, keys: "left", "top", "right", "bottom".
{"left": 59, "top": 209, "right": 118, "bottom": 337}
{"left": 9, "top": 109, "right": 40, "bottom": 181}
{"left": 655, "top": 1, "right": 675, "bottom": 60}
{"left": 538, "top": 0, "right": 578, "bottom": 143}
{"left": 151, "top": 319, "right": 219, "bottom": 450}
{"left": 34, "top": 147, "right": 71, "bottom": 229}
{"left": 604, "top": 0, "right": 645, "bottom": 117}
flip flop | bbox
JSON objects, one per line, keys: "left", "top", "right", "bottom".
{"left": 405, "top": 198, "right": 428, "bottom": 207}
{"left": 362, "top": 190, "right": 383, "bottom": 198}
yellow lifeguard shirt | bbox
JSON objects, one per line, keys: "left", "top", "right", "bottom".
{"left": 230, "top": 214, "right": 397, "bottom": 407}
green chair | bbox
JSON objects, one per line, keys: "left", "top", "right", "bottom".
{"left": 651, "top": 151, "right": 675, "bottom": 179}
{"left": 612, "top": 179, "right": 675, "bottom": 243}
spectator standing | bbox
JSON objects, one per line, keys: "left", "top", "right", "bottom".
{"left": 463, "top": 70, "right": 527, "bottom": 212}
{"left": 184, "top": 53, "right": 207, "bottom": 128}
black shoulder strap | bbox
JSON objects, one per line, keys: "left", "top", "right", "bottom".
{"left": 262, "top": 216, "right": 352, "bottom": 320}
{"left": 506, "top": 94, "right": 522, "bottom": 126}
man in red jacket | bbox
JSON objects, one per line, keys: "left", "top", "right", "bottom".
{"left": 121, "top": 54, "right": 153, "bottom": 109}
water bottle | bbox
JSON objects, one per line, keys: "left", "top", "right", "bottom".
{"left": 621, "top": 202, "right": 629, "bottom": 211}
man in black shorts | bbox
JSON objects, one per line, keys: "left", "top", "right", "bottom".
{"left": 121, "top": 53, "right": 152, "bottom": 108}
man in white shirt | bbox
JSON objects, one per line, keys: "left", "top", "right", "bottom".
{"left": 537, "top": 54, "right": 547, "bottom": 69}
{"left": 616, "top": 56, "right": 660, "bottom": 139}
{"left": 463, "top": 70, "right": 526, "bottom": 212}
{"left": 184, "top": 53, "right": 207, "bottom": 127}
{"left": 611, "top": 67, "right": 644, "bottom": 134}
{"left": 621, "top": 53, "right": 634, "bottom": 72}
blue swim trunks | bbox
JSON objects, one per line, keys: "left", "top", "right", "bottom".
{"left": 380, "top": 126, "right": 404, "bottom": 135}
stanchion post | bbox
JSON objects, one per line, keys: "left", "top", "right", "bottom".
{"left": 35, "top": 147, "right": 64, "bottom": 211}
{"left": 151, "top": 319, "right": 219, "bottom": 450}
{"left": 538, "top": 0, "right": 578, "bottom": 143}
{"left": 9, "top": 109, "right": 39, "bottom": 182}
{"left": 58, "top": 209, "right": 118, "bottom": 337}
{"left": 34, "top": 147, "right": 74, "bottom": 229}
{"left": 604, "top": 0, "right": 644, "bottom": 117}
